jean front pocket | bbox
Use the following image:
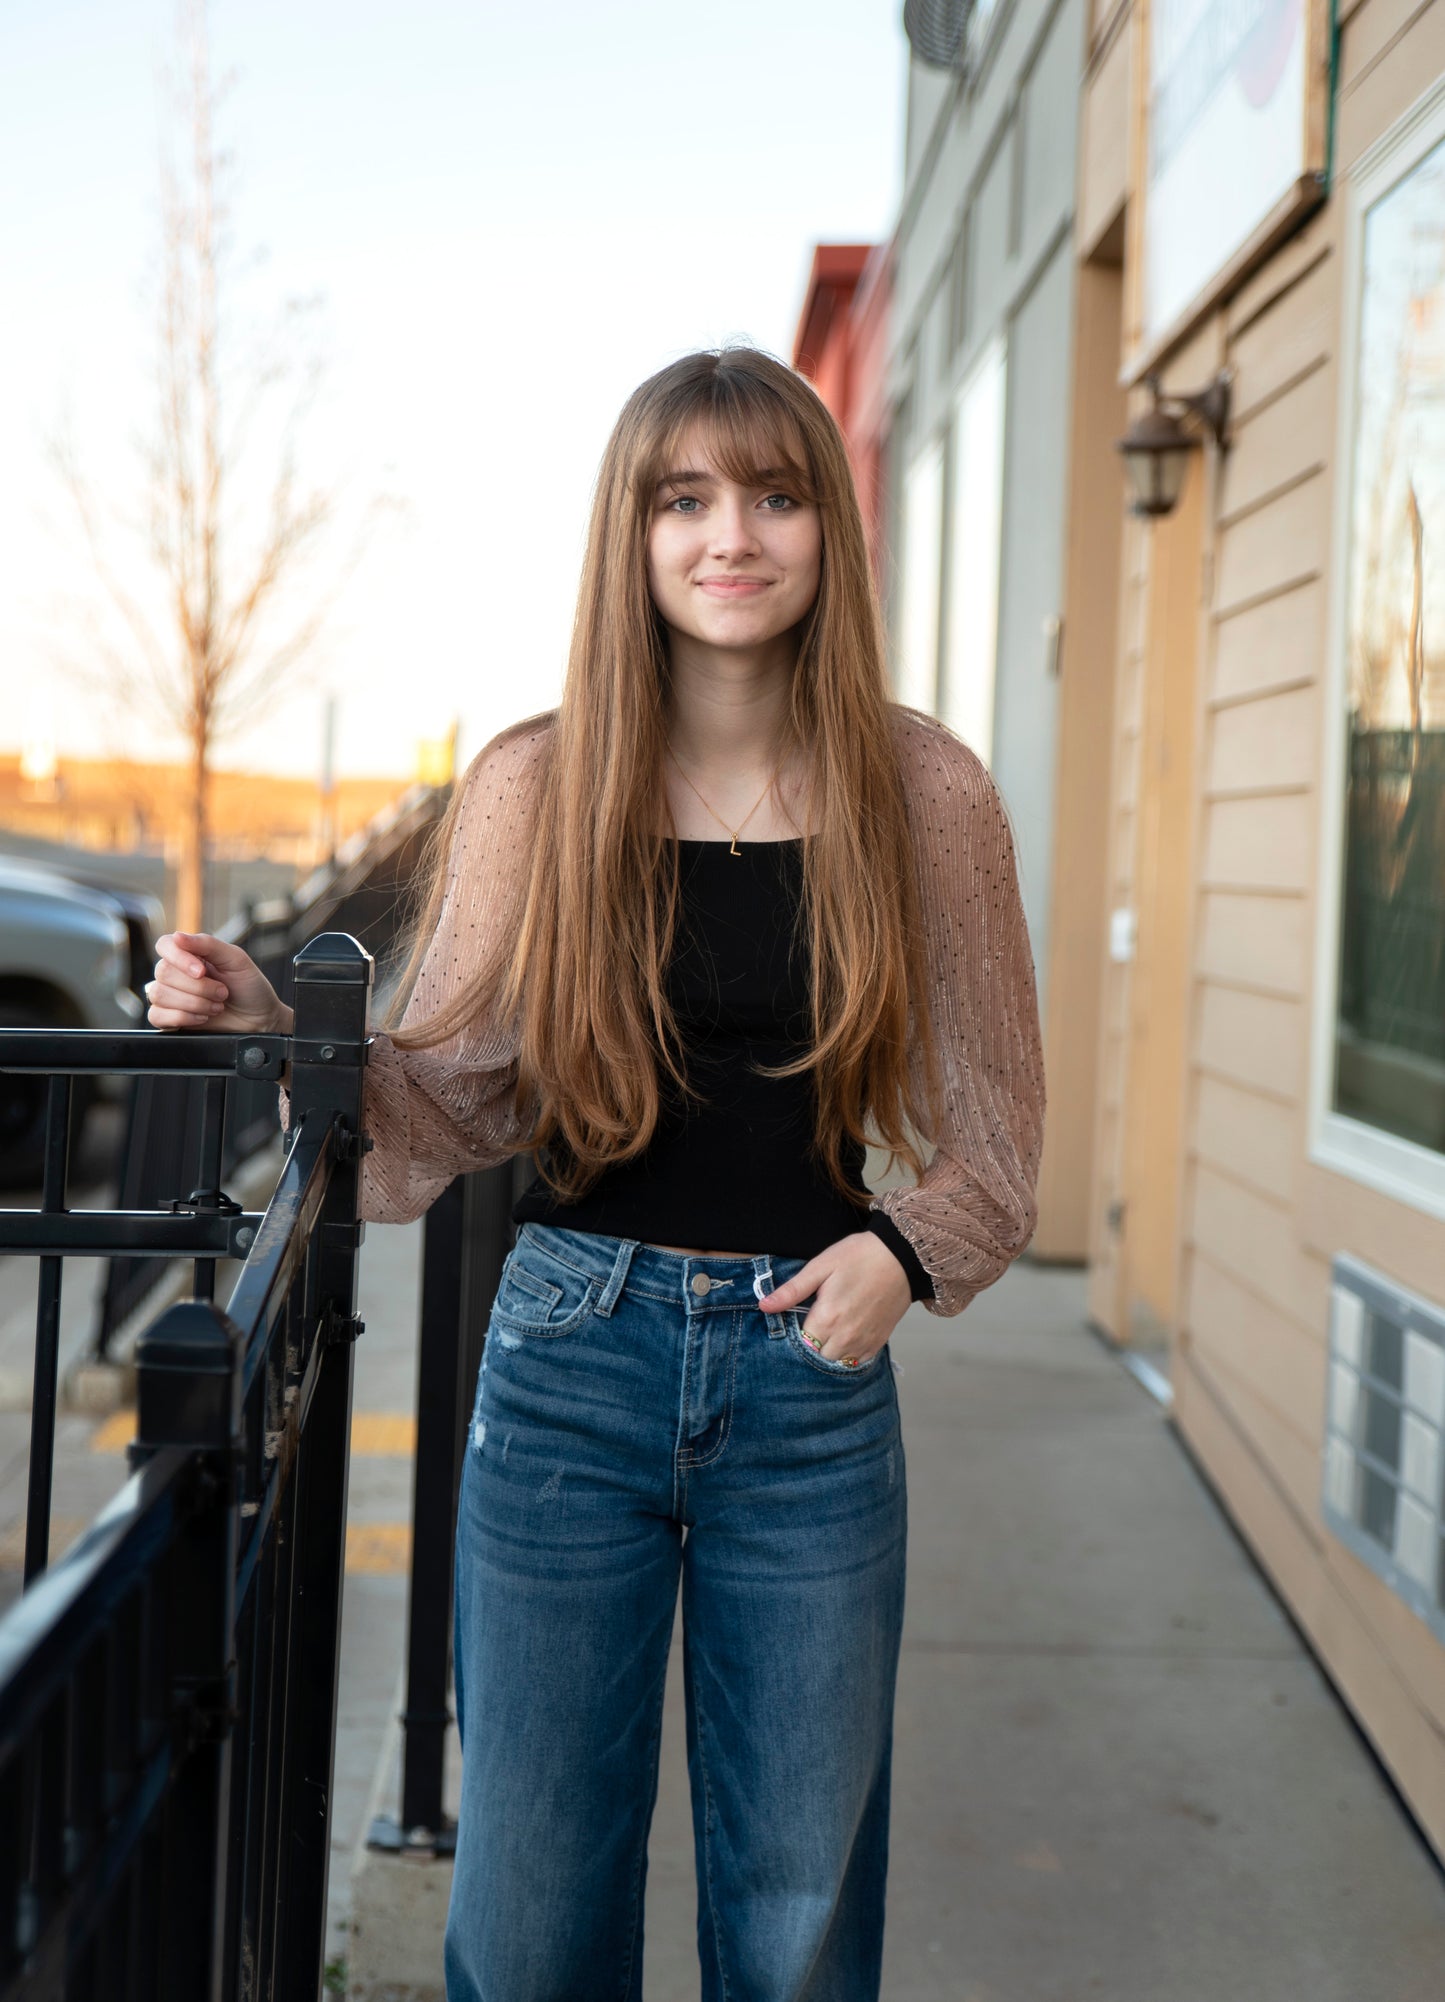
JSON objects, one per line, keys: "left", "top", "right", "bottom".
{"left": 782, "top": 1309, "right": 884, "bottom": 1380}
{"left": 489, "top": 1237, "right": 602, "bottom": 1341}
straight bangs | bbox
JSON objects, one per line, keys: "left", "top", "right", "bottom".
{"left": 639, "top": 369, "right": 826, "bottom": 512}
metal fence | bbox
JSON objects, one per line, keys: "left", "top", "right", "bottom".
{"left": 0, "top": 932, "right": 372, "bottom": 1998}
{"left": 94, "top": 783, "right": 445, "bottom": 1361}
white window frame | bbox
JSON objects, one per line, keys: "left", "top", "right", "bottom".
{"left": 1308, "top": 76, "right": 1445, "bottom": 1221}
{"left": 896, "top": 436, "right": 946, "bottom": 713}
{"left": 941, "top": 334, "right": 1007, "bottom": 767}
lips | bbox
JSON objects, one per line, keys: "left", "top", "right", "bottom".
{"left": 698, "top": 577, "right": 770, "bottom": 595}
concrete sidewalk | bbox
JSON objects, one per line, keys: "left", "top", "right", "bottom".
{"left": 329, "top": 1230, "right": 1445, "bottom": 1999}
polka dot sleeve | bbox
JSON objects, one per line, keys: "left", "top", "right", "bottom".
{"left": 277, "top": 721, "right": 550, "bottom": 1224}
{"left": 867, "top": 711, "right": 1047, "bottom": 1318}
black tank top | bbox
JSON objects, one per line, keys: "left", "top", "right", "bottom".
{"left": 510, "top": 837, "right": 926, "bottom": 1281}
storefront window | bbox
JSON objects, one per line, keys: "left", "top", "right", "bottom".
{"left": 1333, "top": 129, "right": 1445, "bottom": 1159}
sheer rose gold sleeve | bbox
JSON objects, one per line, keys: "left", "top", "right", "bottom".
{"left": 868, "top": 715, "right": 1047, "bottom": 1318}
{"left": 278, "top": 719, "right": 553, "bottom": 1225}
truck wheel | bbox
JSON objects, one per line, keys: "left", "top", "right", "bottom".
{"left": 0, "top": 1004, "right": 96, "bottom": 1191}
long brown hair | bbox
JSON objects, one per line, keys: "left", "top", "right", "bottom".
{"left": 380, "top": 345, "right": 942, "bottom": 1205}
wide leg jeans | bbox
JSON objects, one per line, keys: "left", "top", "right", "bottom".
{"left": 444, "top": 1221, "right": 908, "bottom": 2002}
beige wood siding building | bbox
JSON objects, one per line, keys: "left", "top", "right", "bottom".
{"left": 1069, "top": 0, "right": 1445, "bottom": 1862}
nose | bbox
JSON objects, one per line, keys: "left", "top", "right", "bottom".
{"left": 707, "top": 496, "right": 762, "bottom": 560}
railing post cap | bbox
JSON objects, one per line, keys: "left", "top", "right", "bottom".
{"left": 293, "top": 932, "right": 374, "bottom": 986}
{"left": 135, "top": 1299, "right": 244, "bottom": 1375}
{"left": 135, "top": 1300, "right": 243, "bottom": 1453}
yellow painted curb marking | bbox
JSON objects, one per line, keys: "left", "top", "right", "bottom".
{"left": 345, "top": 1523, "right": 411, "bottom": 1575}
{"left": 350, "top": 1414, "right": 416, "bottom": 1455}
{"left": 90, "top": 1411, "right": 417, "bottom": 1457}
{"left": 89, "top": 1411, "right": 137, "bottom": 1454}
{"left": 0, "top": 1517, "right": 410, "bottom": 1577}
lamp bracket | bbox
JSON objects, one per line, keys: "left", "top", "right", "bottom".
{"left": 1145, "top": 368, "right": 1232, "bottom": 451}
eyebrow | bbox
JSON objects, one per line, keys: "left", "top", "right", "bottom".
{"left": 655, "top": 466, "right": 795, "bottom": 493}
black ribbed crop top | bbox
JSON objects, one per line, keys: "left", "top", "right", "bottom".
{"left": 509, "top": 837, "right": 933, "bottom": 1300}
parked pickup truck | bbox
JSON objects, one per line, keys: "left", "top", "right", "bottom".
{"left": 0, "top": 858, "right": 163, "bottom": 1189}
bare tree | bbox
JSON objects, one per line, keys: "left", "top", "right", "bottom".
{"left": 45, "top": 0, "right": 396, "bottom": 930}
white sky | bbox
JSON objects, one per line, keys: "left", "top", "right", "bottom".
{"left": 1, "top": 0, "right": 906, "bottom": 781}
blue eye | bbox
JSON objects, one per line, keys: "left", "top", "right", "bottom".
{"left": 669, "top": 496, "right": 702, "bottom": 513}
{"left": 762, "top": 494, "right": 795, "bottom": 511}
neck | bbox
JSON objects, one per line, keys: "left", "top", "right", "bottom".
{"left": 662, "top": 631, "right": 797, "bottom": 773}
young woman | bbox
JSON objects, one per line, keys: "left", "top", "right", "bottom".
{"left": 146, "top": 345, "right": 1046, "bottom": 2002}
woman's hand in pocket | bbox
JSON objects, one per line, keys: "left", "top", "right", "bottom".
{"left": 756, "top": 1232, "right": 911, "bottom": 1366}
{"left": 146, "top": 931, "right": 288, "bottom": 1036}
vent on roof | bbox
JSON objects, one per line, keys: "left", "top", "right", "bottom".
{"left": 902, "top": 0, "right": 975, "bottom": 69}
{"left": 1322, "top": 1253, "right": 1445, "bottom": 1645}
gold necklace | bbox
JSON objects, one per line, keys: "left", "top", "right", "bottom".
{"left": 666, "top": 746, "right": 781, "bottom": 856}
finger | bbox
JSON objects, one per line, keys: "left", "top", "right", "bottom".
{"left": 755, "top": 1256, "right": 823, "bottom": 1310}
{"left": 155, "top": 941, "right": 229, "bottom": 1001}
{"left": 147, "top": 997, "right": 216, "bottom": 1029}
{"left": 147, "top": 992, "right": 222, "bottom": 1024}
{"left": 157, "top": 936, "right": 211, "bottom": 983}
{"left": 148, "top": 972, "right": 225, "bottom": 1004}
{"left": 160, "top": 933, "right": 224, "bottom": 982}
{"left": 152, "top": 964, "right": 228, "bottom": 1006}
{"left": 146, "top": 977, "right": 226, "bottom": 1021}
{"left": 169, "top": 930, "right": 252, "bottom": 975}
{"left": 799, "top": 1324, "right": 873, "bottom": 1368}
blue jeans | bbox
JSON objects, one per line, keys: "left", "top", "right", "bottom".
{"left": 444, "top": 1222, "right": 908, "bottom": 2002}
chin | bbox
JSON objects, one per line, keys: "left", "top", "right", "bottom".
{"left": 702, "top": 623, "right": 793, "bottom": 652}
{"left": 697, "top": 601, "right": 799, "bottom": 637}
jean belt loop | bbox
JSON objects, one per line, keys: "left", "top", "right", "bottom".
{"left": 595, "top": 1236, "right": 638, "bottom": 1318}
{"left": 750, "top": 1257, "right": 775, "bottom": 1308}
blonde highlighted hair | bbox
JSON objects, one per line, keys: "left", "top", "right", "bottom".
{"left": 381, "top": 345, "right": 941, "bottom": 1205}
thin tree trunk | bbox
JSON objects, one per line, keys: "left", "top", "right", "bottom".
{"left": 180, "top": 707, "right": 209, "bottom": 932}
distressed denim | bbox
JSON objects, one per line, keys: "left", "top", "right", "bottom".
{"left": 444, "top": 1221, "right": 908, "bottom": 2002}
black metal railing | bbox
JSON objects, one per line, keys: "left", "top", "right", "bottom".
{"left": 93, "top": 781, "right": 444, "bottom": 1361}
{"left": 0, "top": 932, "right": 372, "bottom": 1997}
{"left": 365, "top": 1157, "right": 527, "bottom": 1856}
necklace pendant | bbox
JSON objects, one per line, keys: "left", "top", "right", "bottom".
{"left": 729, "top": 835, "right": 741, "bottom": 856}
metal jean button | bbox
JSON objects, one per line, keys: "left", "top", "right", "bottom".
{"left": 691, "top": 1273, "right": 712, "bottom": 1296}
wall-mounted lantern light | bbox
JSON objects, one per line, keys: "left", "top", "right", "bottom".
{"left": 1115, "top": 369, "right": 1232, "bottom": 519}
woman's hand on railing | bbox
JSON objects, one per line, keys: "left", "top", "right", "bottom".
{"left": 146, "top": 931, "right": 291, "bottom": 1037}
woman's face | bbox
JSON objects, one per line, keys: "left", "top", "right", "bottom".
{"left": 645, "top": 426, "right": 822, "bottom": 657}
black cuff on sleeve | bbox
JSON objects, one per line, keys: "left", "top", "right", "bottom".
{"left": 864, "top": 1210, "right": 935, "bottom": 1302}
